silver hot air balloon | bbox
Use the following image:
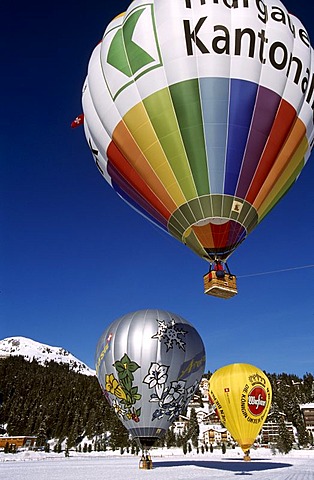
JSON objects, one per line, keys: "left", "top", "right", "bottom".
{"left": 95, "top": 309, "right": 205, "bottom": 457}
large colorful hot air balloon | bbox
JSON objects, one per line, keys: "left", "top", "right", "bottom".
{"left": 95, "top": 309, "right": 205, "bottom": 465}
{"left": 209, "top": 363, "right": 272, "bottom": 460}
{"left": 82, "top": 0, "right": 313, "bottom": 293}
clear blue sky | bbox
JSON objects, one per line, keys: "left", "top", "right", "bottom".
{"left": 1, "top": 0, "right": 313, "bottom": 377}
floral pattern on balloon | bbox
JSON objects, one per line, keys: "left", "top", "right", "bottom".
{"left": 143, "top": 362, "right": 199, "bottom": 422}
{"left": 104, "top": 353, "right": 142, "bottom": 422}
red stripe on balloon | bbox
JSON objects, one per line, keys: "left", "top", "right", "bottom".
{"left": 107, "top": 141, "right": 172, "bottom": 221}
{"left": 210, "top": 223, "right": 232, "bottom": 250}
{"left": 246, "top": 100, "right": 296, "bottom": 204}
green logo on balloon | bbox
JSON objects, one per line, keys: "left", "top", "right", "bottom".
{"left": 105, "top": 4, "right": 162, "bottom": 99}
{"left": 107, "top": 9, "right": 155, "bottom": 77}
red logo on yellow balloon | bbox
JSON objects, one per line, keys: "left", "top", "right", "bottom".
{"left": 247, "top": 386, "right": 267, "bottom": 416}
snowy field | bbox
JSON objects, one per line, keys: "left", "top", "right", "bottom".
{"left": 0, "top": 448, "right": 314, "bottom": 480}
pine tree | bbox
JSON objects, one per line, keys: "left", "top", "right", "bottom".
{"left": 188, "top": 408, "right": 199, "bottom": 448}
{"left": 109, "top": 416, "right": 129, "bottom": 450}
{"left": 276, "top": 417, "right": 293, "bottom": 454}
{"left": 36, "top": 419, "right": 48, "bottom": 447}
{"left": 165, "top": 426, "right": 176, "bottom": 448}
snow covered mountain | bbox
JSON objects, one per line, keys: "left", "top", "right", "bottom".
{"left": 0, "top": 336, "right": 95, "bottom": 376}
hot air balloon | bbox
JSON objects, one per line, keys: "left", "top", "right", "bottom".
{"left": 82, "top": 0, "right": 314, "bottom": 297}
{"left": 95, "top": 309, "right": 205, "bottom": 467}
{"left": 208, "top": 363, "right": 272, "bottom": 460}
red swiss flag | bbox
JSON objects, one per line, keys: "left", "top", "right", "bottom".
{"left": 71, "top": 114, "right": 84, "bottom": 128}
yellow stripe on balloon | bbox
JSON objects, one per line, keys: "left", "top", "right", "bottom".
{"left": 123, "top": 102, "right": 188, "bottom": 206}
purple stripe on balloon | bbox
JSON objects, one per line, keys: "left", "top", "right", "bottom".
{"left": 227, "top": 221, "right": 247, "bottom": 249}
{"left": 108, "top": 162, "right": 168, "bottom": 229}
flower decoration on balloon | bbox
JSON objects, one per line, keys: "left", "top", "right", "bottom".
{"left": 143, "top": 363, "right": 198, "bottom": 422}
{"left": 105, "top": 353, "right": 142, "bottom": 422}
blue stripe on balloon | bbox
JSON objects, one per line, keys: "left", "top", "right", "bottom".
{"left": 224, "top": 79, "right": 258, "bottom": 195}
{"left": 200, "top": 77, "right": 230, "bottom": 194}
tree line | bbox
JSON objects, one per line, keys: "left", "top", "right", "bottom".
{"left": 0, "top": 356, "right": 313, "bottom": 451}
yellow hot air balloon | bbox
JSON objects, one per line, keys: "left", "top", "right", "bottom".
{"left": 209, "top": 363, "right": 272, "bottom": 461}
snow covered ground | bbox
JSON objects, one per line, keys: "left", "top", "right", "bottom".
{"left": 0, "top": 447, "right": 314, "bottom": 480}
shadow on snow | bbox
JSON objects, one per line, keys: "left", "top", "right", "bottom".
{"left": 154, "top": 458, "right": 292, "bottom": 474}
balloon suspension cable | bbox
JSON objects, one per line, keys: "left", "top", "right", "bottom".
{"left": 210, "top": 259, "right": 233, "bottom": 275}
{"left": 237, "top": 263, "right": 314, "bottom": 279}
{"left": 224, "top": 261, "right": 232, "bottom": 275}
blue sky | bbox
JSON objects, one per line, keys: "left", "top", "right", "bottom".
{"left": 1, "top": 0, "right": 314, "bottom": 377}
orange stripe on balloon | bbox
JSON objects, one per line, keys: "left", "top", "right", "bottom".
{"left": 246, "top": 101, "right": 296, "bottom": 204}
{"left": 253, "top": 118, "right": 307, "bottom": 212}
{"left": 192, "top": 223, "right": 215, "bottom": 249}
{"left": 112, "top": 122, "right": 177, "bottom": 216}
{"left": 107, "top": 141, "right": 172, "bottom": 220}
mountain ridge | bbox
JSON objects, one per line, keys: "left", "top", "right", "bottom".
{"left": 0, "top": 336, "right": 95, "bottom": 376}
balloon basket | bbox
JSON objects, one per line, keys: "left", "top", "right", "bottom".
{"left": 139, "top": 454, "right": 153, "bottom": 469}
{"left": 203, "top": 271, "right": 237, "bottom": 299}
{"left": 243, "top": 450, "right": 251, "bottom": 461}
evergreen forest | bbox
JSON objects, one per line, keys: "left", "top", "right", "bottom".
{"left": 0, "top": 356, "right": 313, "bottom": 451}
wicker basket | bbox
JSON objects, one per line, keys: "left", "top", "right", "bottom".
{"left": 203, "top": 271, "right": 237, "bottom": 299}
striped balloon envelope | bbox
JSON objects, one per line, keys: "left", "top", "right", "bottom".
{"left": 82, "top": 0, "right": 314, "bottom": 262}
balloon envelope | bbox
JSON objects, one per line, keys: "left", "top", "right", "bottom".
{"left": 209, "top": 363, "right": 272, "bottom": 453}
{"left": 83, "top": 0, "right": 314, "bottom": 262}
{"left": 95, "top": 309, "right": 205, "bottom": 448}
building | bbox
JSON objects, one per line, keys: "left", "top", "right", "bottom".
{"left": 172, "top": 415, "right": 189, "bottom": 436}
{"left": 300, "top": 403, "right": 314, "bottom": 438}
{"left": 198, "top": 377, "right": 209, "bottom": 402}
{"left": 260, "top": 412, "right": 297, "bottom": 446}
{"left": 203, "top": 425, "right": 232, "bottom": 446}
{"left": 0, "top": 436, "right": 37, "bottom": 450}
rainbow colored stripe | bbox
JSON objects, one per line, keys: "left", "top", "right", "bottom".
{"left": 106, "top": 77, "right": 307, "bottom": 260}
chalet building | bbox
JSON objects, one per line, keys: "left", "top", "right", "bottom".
{"left": 0, "top": 436, "right": 37, "bottom": 450}
{"left": 203, "top": 425, "right": 232, "bottom": 446}
{"left": 198, "top": 377, "right": 209, "bottom": 402}
{"left": 196, "top": 410, "right": 210, "bottom": 425}
{"left": 172, "top": 415, "right": 189, "bottom": 436}
{"left": 258, "top": 412, "right": 297, "bottom": 446}
{"left": 299, "top": 403, "right": 314, "bottom": 436}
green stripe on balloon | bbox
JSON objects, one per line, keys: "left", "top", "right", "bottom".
{"left": 170, "top": 80, "right": 210, "bottom": 196}
{"left": 142, "top": 87, "right": 198, "bottom": 201}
